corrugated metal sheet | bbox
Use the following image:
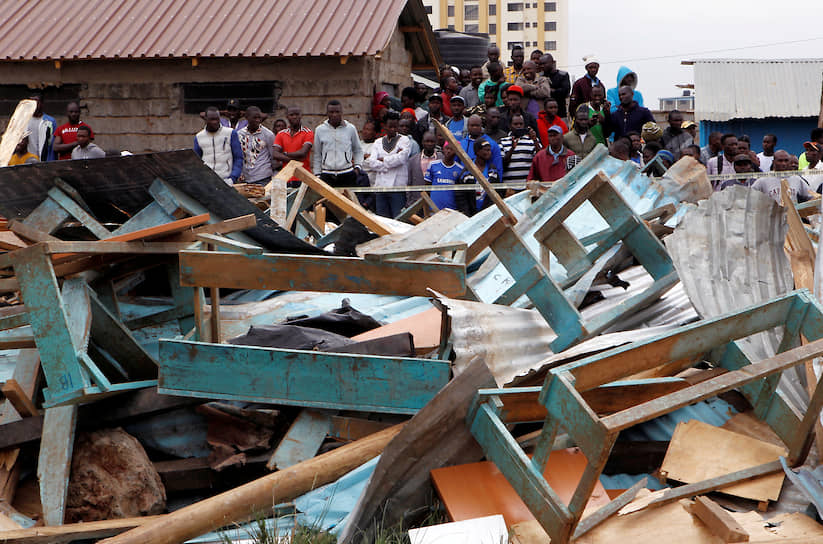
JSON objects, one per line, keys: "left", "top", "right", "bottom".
{"left": 0, "top": 0, "right": 408, "bottom": 60}
{"left": 442, "top": 145, "right": 691, "bottom": 306}
{"left": 665, "top": 186, "right": 808, "bottom": 411}
{"left": 691, "top": 58, "right": 823, "bottom": 121}
{"left": 443, "top": 266, "right": 699, "bottom": 387}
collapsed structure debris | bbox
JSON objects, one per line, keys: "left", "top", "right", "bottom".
{"left": 2, "top": 126, "right": 823, "bottom": 544}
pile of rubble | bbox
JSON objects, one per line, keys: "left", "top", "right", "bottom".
{"left": 2, "top": 124, "right": 823, "bottom": 544}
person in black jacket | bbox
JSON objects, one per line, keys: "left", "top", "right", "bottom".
{"left": 611, "top": 86, "right": 654, "bottom": 141}
{"left": 539, "top": 53, "right": 571, "bottom": 119}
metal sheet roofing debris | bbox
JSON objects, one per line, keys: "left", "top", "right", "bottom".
{"left": 439, "top": 146, "right": 691, "bottom": 307}
{"left": 665, "top": 186, "right": 806, "bottom": 410}
{"left": 0, "top": 0, "right": 407, "bottom": 60}
{"left": 442, "top": 266, "right": 699, "bottom": 387}
{"left": 689, "top": 58, "right": 823, "bottom": 121}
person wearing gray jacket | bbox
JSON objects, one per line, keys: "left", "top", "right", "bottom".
{"left": 312, "top": 100, "right": 364, "bottom": 188}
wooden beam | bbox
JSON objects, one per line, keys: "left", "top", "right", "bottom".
{"left": 158, "top": 339, "right": 451, "bottom": 415}
{"left": 44, "top": 241, "right": 196, "bottom": 255}
{"left": 691, "top": 496, "right": 749, "bottom": 542}
{"left": 38, "top": 405, "right": 77, "bottom": 526}
{"left": 177, "top": 250, "right": 466, "bottom": 297}
{"left": 195, "top": 233, "right": 262, "bottom": 254}
{"left": 284, "top": 182, "right": 308, "bottom": 231}
{"left": 97, "top": 425, "right": 405, "bottom": 544}
{"left": 291, "top": 162, "right": 394, "bottom": 235}
{"left": 1, "top": 379, "right": 38, "bottom": 417}
{"left": 0, "top": 232, "right": 29, "bottom": 251}
{"left": 46, "top": 187, "right": 110, "bottom": 239}
{"left": 0, "top": 515, "right": 163, "bottom": 543}
{"left": 8, "top": 221, "right": 60, "bottom": 243}
{"left": 0, "top": 337, "right": 37, "bottom": 350}
{"left": 363, "top": 241, "right": 467, "bottom": 262}
{"left": 0, "top": 100, "right": 37, "bottom": 168}
{"left": 165, "top": 214, "right": 257, "bottom": 242}
{"left": 433, "top": 119, "right": 518, "bottom": 225}
{"left": 267, "top": 410, "right": 332, "bottom": 470}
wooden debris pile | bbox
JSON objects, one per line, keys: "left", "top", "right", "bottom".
{"left": 1, "top": 127, "right": 823, "bottom": 544}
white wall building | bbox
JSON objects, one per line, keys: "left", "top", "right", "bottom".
{"left": 423, "top": 0, "right": 567, "bottom": 67}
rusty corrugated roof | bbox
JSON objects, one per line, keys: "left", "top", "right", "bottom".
{"left": 0, "top": 0, "right": 410, "bottom": 60}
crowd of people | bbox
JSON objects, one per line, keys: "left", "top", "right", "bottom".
{"left": 9, "top": 94, "right": 104, "bottom": 166}
{"left": 12, "top": 47, "right": 823, "bottom": 218}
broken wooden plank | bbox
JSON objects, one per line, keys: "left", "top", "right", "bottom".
{"left": 98, "top": 424, "right": 404, "bottom": 544}
{"left": 104, "top": 213, "right": 211, "bottom": 243}
{"left": 572, "top": 477, "right": 648, "bottom": 539}
{"left": 433, "top": 119, "right": 518, "bottom": 224}
{"left": 194, "top": 233, "right": 263, "bottom": 254}
{"left": 328, "top": 415, "right": 394, "bottom": 442}
{"left": 177, "top": 250, "right": 466, "bottom": 297}
{"left": 166, "top": 214, "right": 257, "bottom": 242}
{"left": 0, "top": 349, "right": 41, "bottom": 503}
{"left": 691, "top": 495, "right": 749, "bottom": 542}
{"left": 658, "top": 420, "right": 786, "bottom": 503}
{"left": 21, "top": 197, "right": 70, "bottom": 235}
{"left": 158, "top": 339, "right": 451, "bottom": 414}
{"left": 0, "top": 515, "right": 163, "bottom": 543}
{"left": 430, "top": 449, "right": 611, "bottom": 529}
{"left": 45, "top": 241, "right": 196, "bottom": 255}
{"left": 37, "top": 404, "right": 77, "bottom": 526}
{"left": 284, "top": 182, "right": 308, "bottom": 231}
{"left": 290, "top": 162, "right": 394, "bottom": 235}
{"left": 267, "top": 410, "right": 332, "bottom": 470}
{"left": 363, "top": 241, "right": 467, "bottom": 262}
{"left": 0, "top": 232, "right": 29, "bottom": 251}
{"left": 46, "top": 186, "right": 110, "bottom": 239}
{"left": 0, "top": 100, "right": 37, "bottom": 168}
{"left": 337, "top": 358, "right": 496, "bottom": 542}
{"left": 7, "top": 220, "right": 60, "bottom": 243}
{"left": 1, "top": 379, "right": 38, "bottom": 417}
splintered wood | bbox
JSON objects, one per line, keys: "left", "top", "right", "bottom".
{"left": 659, "top": 420, "right": 787, "bottom": 502}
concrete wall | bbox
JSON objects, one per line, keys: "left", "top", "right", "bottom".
{"left": 0, "top": 30, "right": 413, "bottom": 153}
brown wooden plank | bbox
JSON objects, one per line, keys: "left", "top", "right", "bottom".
{"left": 691, "top": 496, "right": 749, "bottom": 542}
{"left": 658, "top": 420, "right": 786, "bottom": 502}
{"left": 431, "top": 449, "right": 611, "bottom": 529}
{"left": 7, "top": 221, "right": 60, "bottom": 243}
{"left": 1, "top": 379, "right": 38, "bottom": 417}
{"left": 291, "top": 162, "right": 394, "bottom": 235}
{"left": 328, "top": 416, "right": 394, "bottom": 442}
{"left": 0, "top": 232, "right": 29, "bottom": 251}
{"left": 0, "top": 515, "right": 163, "bottom": 543}
{"left": 178, "top": 250, "right": 466, "bottom": 297}
{"left": 432, "top": 119, "right": 518, "bottom": 224}
{"left": 163, "top": 214, "right": 257, "bottom": 242}
{"left": 105, "top": 214, "right": 211, "bottom": 242}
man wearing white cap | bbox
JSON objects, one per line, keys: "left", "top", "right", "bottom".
{"left": 569, "top": 55, "right": 601, "bottom": 116}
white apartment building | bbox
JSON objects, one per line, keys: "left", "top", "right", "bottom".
{"left": 422, "top": 0, "right": 568, "bottom": 67}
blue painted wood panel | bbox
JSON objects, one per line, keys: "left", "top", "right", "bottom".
{"left": 158, "top": 340, "right": 451, "bottom": 414}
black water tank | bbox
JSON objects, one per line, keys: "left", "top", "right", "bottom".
{"left": 416, "top": 30, "right": 490, "bottom": 81}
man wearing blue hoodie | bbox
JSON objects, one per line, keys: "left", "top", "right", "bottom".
{"left": 608, "top": 66, "right": 644, "bottom": 113}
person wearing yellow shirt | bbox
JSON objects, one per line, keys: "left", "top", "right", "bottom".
{"left": 8, "top": 133, "right": 39, "bottom": 166}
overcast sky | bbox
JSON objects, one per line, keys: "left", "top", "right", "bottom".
{"left": 565, "top": 0, "right": 823, "bottom": 106}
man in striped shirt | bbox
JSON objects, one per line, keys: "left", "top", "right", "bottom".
{"left": 500, "top": 114, "right": 540, "bottom": 187}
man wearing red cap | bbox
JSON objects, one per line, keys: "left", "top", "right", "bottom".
{"left": 498, "top": 85, "right": 538, "bottom": 135}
